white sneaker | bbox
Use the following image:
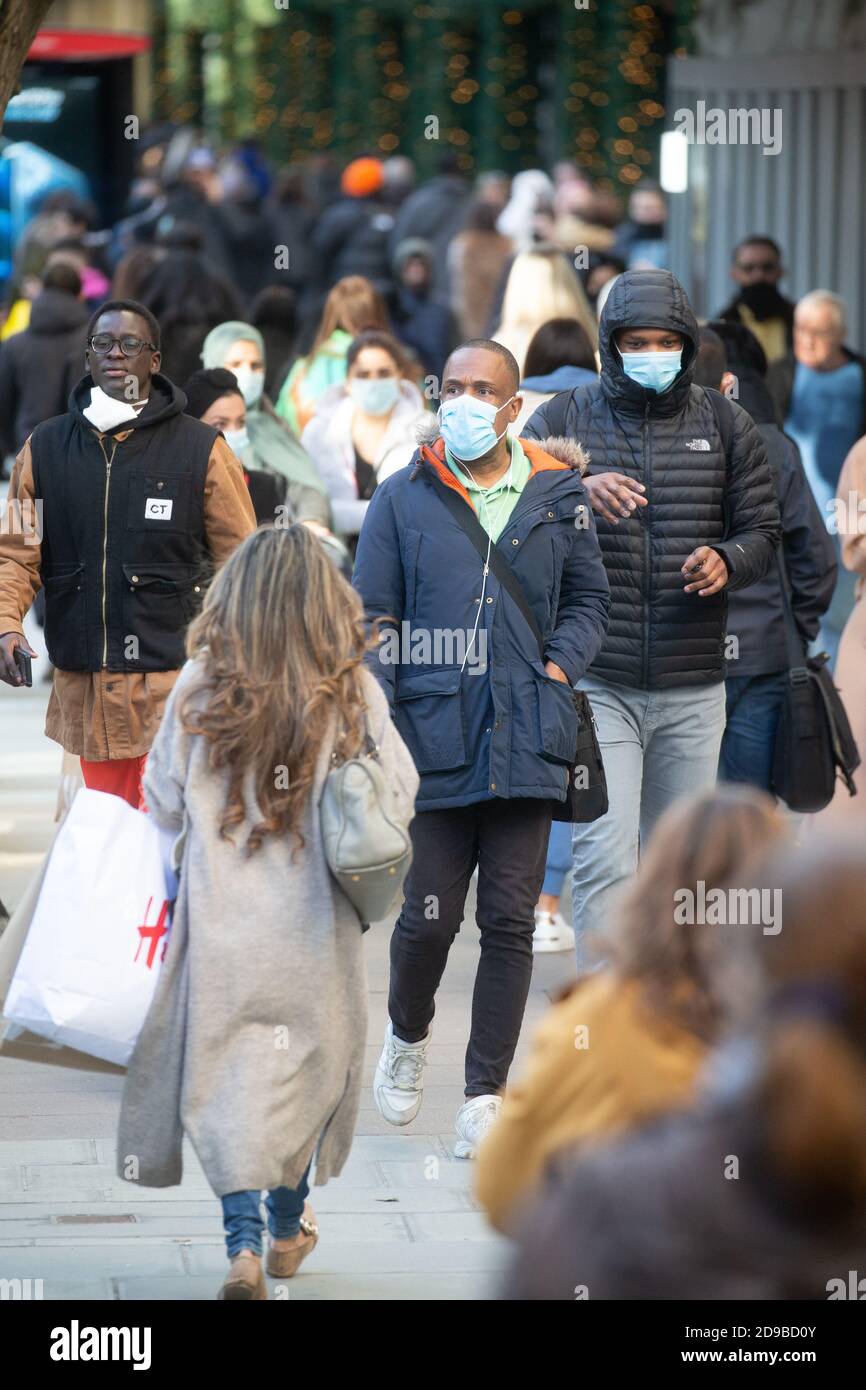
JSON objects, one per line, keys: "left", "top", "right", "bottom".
{"left": 373, "top": 1021, "right": 430, "bottom": 1126}
{"left": 454, "top": 1094, "right": 502, "bottom": 1159}
{"left": 532, "top": 909, "right": 576, "bottom": 954}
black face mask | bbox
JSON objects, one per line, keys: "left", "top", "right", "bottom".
{"left": 738, "top": 280, "right": 788, "bottom": 321}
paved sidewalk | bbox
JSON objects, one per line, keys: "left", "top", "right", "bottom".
{"left": 0, "top": 678, "right": 574, "bottom": 1301}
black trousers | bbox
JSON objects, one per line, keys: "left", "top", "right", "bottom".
{"left": 388, "top": 798, "right": 554, "bottom": 1098}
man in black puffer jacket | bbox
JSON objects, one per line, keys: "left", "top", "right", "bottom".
{"left": 524, "top": 269, "right": 780, "bottom": 965}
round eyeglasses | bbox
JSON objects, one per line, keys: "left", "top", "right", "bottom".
{"left": 88, "top": 335, "right": 157, "bottom": 357}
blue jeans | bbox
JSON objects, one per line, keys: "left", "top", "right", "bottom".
{"left": 719, "top": 672, "right": 788, "bottom": 793}
{"left": 571, "top": 676, "right": 727, "bottom": 970}
{"left": 221, "top": 1164, "right": 312, "bottom": 1258}
{"left": 541, "top": 819, "right": 573, "bottom": 899}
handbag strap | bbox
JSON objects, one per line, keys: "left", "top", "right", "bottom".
{"left": 775, "top": 547, "right": 809, "bottom": 673}
{"left": 330, "top": 711, "right": 379, "bottom": 769}
{"left": 426, "top": 468, "right": 546, "bottom": 662}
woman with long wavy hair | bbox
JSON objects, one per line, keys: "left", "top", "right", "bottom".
{"left": 117, "top": 524, "right": 418, "bottom": 1300}
{"left": 275, "top": 275, "right": 390, "bottom": 435}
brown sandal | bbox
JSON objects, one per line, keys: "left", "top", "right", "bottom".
{"left": 266, "top": 1205, "right": 319, "bottom": 1279}
{"left": 218, "top": 1252, "right": 267, "bottom": 1300}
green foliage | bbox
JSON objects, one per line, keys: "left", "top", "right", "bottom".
{"left": 151, "top": 1, "right": 696, "bottom": 182}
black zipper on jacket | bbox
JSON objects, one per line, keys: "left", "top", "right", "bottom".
{"left": 96, "top": 434, "right": 120, "bottom": 668}
{"left": 641, "top": 402, "right": 651, "bottom": 689}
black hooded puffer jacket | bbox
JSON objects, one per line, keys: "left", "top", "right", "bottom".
{"left": 524, "top": 269, "right": 781, "bottom": 689}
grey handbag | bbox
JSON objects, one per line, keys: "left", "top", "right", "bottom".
{"left": 320, "top": 727, "right": 413, "bottom": 926}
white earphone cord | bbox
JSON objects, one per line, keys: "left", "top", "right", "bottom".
{"left": 459, "top": 458, "right": 512, "bottom": 673}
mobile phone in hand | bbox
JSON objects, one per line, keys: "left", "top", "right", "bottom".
{"left": 14, "top": 647, "right": 32, "bottom": 687}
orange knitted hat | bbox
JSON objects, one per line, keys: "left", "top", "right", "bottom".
{"left": 341, "top": 156, "right": 385, "bottom": 197}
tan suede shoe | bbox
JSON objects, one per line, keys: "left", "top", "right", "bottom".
{"left": 218, "top": 1253, "right": 267, "bottom": 1300}
{"left": 266, "top": 1207, "right": 319, "bottom": 1279}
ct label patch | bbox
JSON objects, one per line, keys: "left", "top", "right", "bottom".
{"left": 145, "top": 497, "right": 173, "bottom": 520}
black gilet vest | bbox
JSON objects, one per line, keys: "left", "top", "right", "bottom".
{"left": 30, "top": 389, "right": 216, "bottom": 673}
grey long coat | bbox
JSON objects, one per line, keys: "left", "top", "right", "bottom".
{"left": 117, "top": 662, "right": 418, "bottom": 1196}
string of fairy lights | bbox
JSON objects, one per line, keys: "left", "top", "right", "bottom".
{"left": 150, "top": 0, "right": 697, "bottom": 184}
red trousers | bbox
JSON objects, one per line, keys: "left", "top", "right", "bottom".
{"left": 79, "top": 755, "right": 147, "bottom": 810}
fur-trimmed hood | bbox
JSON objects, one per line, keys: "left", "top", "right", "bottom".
{"left": 532, "top": 435, "right": 589, "bottom": 475}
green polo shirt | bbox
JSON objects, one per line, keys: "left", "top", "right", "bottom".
{"left": 445, "top": 436, "right": 532, "bottom": 542}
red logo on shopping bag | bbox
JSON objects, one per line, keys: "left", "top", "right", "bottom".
{"left": 134, "top": 897, "right": 171, "bottom": 969}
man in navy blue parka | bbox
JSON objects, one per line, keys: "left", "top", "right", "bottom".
{"left": 354, "top": 338, "right": 609, "bottom": 1158}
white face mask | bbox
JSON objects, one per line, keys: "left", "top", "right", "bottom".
{"left": 223, "top": 426, "right": 250, "bottom": 455}
{"left": 82, "top": 386, "right": 143, "bottom": 432}
{"left": 232, "top": 365, "right": 265, "bottom": 407}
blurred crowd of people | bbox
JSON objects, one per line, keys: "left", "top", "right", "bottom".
{"left": 1, "top": 128, "right": 865, "bottom": 1303}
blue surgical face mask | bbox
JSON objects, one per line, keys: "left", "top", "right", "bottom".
{"left": 439, "top": 393, "right": 514, "bottom": 462}
{"left": 349, "top": 376, "right": 401, "bottom": 416}
{"left": 232, "top": 365, "right": 264, "bottom": 407}
{"left": 620, "top": 348, "right": 683, "bottom": 394}
{"left": 223, "top": 427, "right": 250, "bottom": 455}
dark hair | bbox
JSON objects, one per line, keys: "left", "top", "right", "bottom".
{"left": 49, "top": 236, "right": 89, "bottom": 257}
{"left": 693, "top": 327, "right": 728, "bottom": 390}
{"left": 87, "top": 298, "right": 161, "bottom": 348}
{"left": 633, "top": 178, "right": 663, "bottom": 196}
{"left": 446, "top": 338, "right": 521, "bottom": 395}
{"left": 705, "top": 318, "right": 768, "bottom": 380}
{"left": 436, "top": 150, "right": 462, "bottom": 176}
{"left": 250, "top": 284, "right": 297, "bottom": 331}
{"left": 589, "top": 252, "right": 627, "bottom": 276}
{"left": 464, "top": 199, "right": 500, "bottom": 234}
{"left": 155, "top": 220, "right": 205, "bottom": 253}
{"left": 42, "top": 261, "right": 82, "bottom": 297}
{"left": 37, "top": 190, "right": 96, "bottom": 226}
{"left": 732, "top": 235, "right": 782, "bottom": 265}
{"left": 273, "top": 165, "right": 307, "bottom": 205}
{"left": 112, "top": 245, "right": 165, "bottom": 301}
{"left": 250, "top": 286, "right": 299, "bottom": 398}
{"left": 523, "top": 317, "right": 597, "bottom": 378}
{"left": 346, "top": 329, "right": 408, "bottom": 376}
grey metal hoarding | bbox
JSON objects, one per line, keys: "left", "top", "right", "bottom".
{"left": 666, "top": 49, "right": 866, "bottom": 350}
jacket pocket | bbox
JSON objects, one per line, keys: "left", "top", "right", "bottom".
{"left": 126, "top": 472, "right": 191, "bottom": 533}
{"left": 121, "top": 563, "right": 203, "bottom": 667}
{"left": 43, "top": 564, "right": 87, "bottom": 668}
{"left": 401, "top": 528, "right": 422, "bottom": 614}
{"left": 394, "top": 667, "right": 468, "bottom": 774}
{"left": 534, "top": 668, "right": 579, "bottom": 765}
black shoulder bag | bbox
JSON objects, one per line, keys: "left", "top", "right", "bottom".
{"left": 770, "top": 558, "right": 860, "bottom": 811}
{"left": 426, "top": 471, "right": 608, "bottom": 823}
{"left": 705, "top": 389, "right": 860, "bottom": 813}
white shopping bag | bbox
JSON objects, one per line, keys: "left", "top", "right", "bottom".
{"left": 3, "top": 788, "right": 178, "bottom": 1066}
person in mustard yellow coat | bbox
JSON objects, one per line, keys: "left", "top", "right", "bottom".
{"left": 475, "top": 784, "right": 789, "bottom": 1234}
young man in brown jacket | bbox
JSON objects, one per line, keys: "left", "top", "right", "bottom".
{"left": 0, "top": 299, "right": 256, "bottom": 806}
